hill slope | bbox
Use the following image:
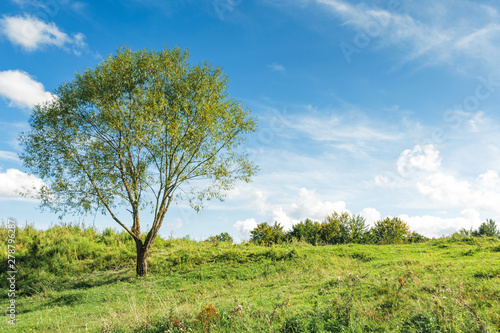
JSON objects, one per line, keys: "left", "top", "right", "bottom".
{"left": 1, "top": 224, "right": 500, "bottom": 332}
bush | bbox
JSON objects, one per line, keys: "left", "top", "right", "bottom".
{"left": 472, "top": 219, "right": 500, "bottom": 237}
{"left": 206, "top": 232, "right": 233, "bottom": 244}
{"left": 250, "top": 222, "right": 285, "bottom": 245}
{"left": 288, "top": 219, "right": 320, "bottom": 245}
{"left": 318, "top": 212, "right": 367, "bottom": 245}
{"left": 408, "top": 231, "right": 428, "bottom": 243}
{"left": 371, "top": 217, "right": 411, "bottom": 244}
{"left": 197, "top": 304, "right": 220, "bottom": 332}
{"left": 345, "top": 214, "right": 368, "bottom": 244}
{"left": 319, "top": 213, "right": 349, "bottom": 244}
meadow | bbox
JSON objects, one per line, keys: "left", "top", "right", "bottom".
{"left": 1, "top": 223, "right": 499, "bottom": 332}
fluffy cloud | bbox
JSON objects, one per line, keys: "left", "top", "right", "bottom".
{"left": 0, "top": 15, "right": 87, "bottom": 52}
{"left": 0, "top": 70, "right": 55, "bottom": 108}
{"left": 285, "top": 188, "right": 347, "bottom": 225}
{"left": 418, "top": 170, "right": 500, "bottom": 215}
{"left": 359, "top": 207, "right": 381, "bottom": 226}
{"left": 233, "top": 218, "right": 258, "bottom": 238}
{"left": 397, "top": 144, "right": 441, "bottom": 176}
{"left": 399, "top": 209, "right": 482, "bottom": 238}
{"left": 417, "top": 172, "right": 471, "bottom": 205}
{"left": 377, "top": 144, "right": 500, "bottom": 217}
{"left": 0, "top": 168, "right": 46, "bottom": 200}
{"left": 232, "top": 187, "right": 348, "bottom": 233}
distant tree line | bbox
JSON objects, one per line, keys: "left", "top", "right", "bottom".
{"left": 459, "top": 219, "right": 500, "bottom": 238}
{"left": 244, "top": 213, "right": 500, "bottom": 246}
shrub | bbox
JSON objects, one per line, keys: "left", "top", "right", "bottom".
{"left": 207, "top": 232, "right": 233, "bottom": 244}
{"left": 371, "top": 217, "right": 411, "bottom": 244}
{"left": 472, "top": 219, "right": 500, "bottom": 237}
{"left": 250, "top": 222, "right": 285, "bottom": 245}
{"left": 288, "top": 219, "right": 320, "bottom": 245}
{"left": 345, "top": 214, "right": 368, "bottom": 243}
{"left": 408, "top": 231, "right": 428, "bottom": 243}
{"left": 319, "top": 212, "right": 349, "bottom": 244}
{"left": 318, "top": 212, "right": 367, "bottom": 245}
{"left": 197, "top": 303, "right": 220, "bottom": 332}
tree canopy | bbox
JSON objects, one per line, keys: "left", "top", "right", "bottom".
{"left": 19, "top": 46, "right": 257, "bottom": 275}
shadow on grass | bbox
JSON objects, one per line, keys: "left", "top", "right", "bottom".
{"left": 17, "top": 269, "right": 137, "bottom": 314}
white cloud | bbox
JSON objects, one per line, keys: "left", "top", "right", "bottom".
{"left": 232, "top": 186, "right": 348, "bottom": 232}
{"left": 0, "top": 151, "right": 20, "bottom": 162}
{"left": 0, "top": 70, "right": 55, "bottom": 109}
{"left": 314, "top": 0, "right": 500, "bottom": 70}
{"left": 377, "top": 144, "right": 500, "bottom": 217}
{"left": 417, "top": 170, "right": 500, "bottom": 215}
{"left": 233, "top": 218, "right": 258, "bottom": 237}
{"left": 397, "top": 144, "right": 441, "bottom": 176}
{"left": 227, "top": 186, "right": 271, "bottom": 215}
{"left": 478, "top": 170, "right": 500, "bottom": 189}
{"left": 0, "top": 15, "right": 87, "bottom": 52}
{"left": 268, "top": 62, "right": 285, "bottom": 72}
{"left": 286, "top": 188, "right": 347, "bottom": 224}
{"left": 417, "top": 172, "right": 471, "bottom": 206}
{"left": 400, "top": 209, "right": 482, "bottom": 238}
{"left": 166, "top": 218, "right": 183, "bottom": 229}
{"left": 289, "top": 114, "right": 400, "bottom": 143}
{"left": 0, "top": 168, "right": 46, "bottom": 200}
{"left": 359, "top": 207, "right": 381, "bottom": 226}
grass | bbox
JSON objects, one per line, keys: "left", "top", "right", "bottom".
{"left": 1, "top": 223, "right": 500, "bottom": 332}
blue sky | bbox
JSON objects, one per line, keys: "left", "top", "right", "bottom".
{"left": 1, "top": 0, "right": 500, "bottom": 241}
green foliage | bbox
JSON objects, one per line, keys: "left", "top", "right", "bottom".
{"left": 288, "top": 219, "right": 320, "bottom": 245}
{"left": 372, "top": 217, "right": 411, "bottom": 244}
{"left": 250, "top": 222, "right": 285, "bottom": 245}
{"left": 4, "top": 222, "right": 500, "bottom": 332}
{"left": 408, "top": 231, "right": 429, "bottom": 243}
{"left": 300, "top": 212, "right": 368, "bottom": 245}
{"left": 19, "top": 45, "right": 257, "bottom": 216}
{"left": 249, "top": 213, "right": 424, "bottom": 246}
{"left": 472, "top": 219, "right": 500, "bottom": 237}
{"left": 0, "top": 222, "right": 136, "bottom": 295}
{"left": 197, "top": 304, "right": 220, "bottom": 332}
{"left": 206, "top": 232, "right": 233, "bottom": 244}
{"left": 318, "top": 212, "right": 349, "bottom": 244}
{"left": 19, "top": 45, "right": 257, "bottom": 276}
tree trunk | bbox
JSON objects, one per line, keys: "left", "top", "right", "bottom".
{"left": 135, "top": 241, "right": 149, "bottom": 277}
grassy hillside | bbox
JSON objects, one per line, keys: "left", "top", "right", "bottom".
{"left": 1, "top": 223, "right": 500, "bottom": 332}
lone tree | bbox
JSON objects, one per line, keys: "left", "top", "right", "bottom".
{"left": 19, "top": 46, "right": 257, "bottom": 276}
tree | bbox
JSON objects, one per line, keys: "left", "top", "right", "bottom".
{"left": 250, "top": 222, "right": 285, "bottom": 245}
{"left": 19, "top": 46, "right": 257, "bottom": 276}
{"left": 472, "top": 219, "right": 500, "bottom": 237}
{"left": 372, "top": 217, "right": 411, "bottom": 244}
{"left": 288, "top": 218, "right": 320, "bottom": 245}
{"left": 319, "top": 212, "right": 350, "bottom": 244}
